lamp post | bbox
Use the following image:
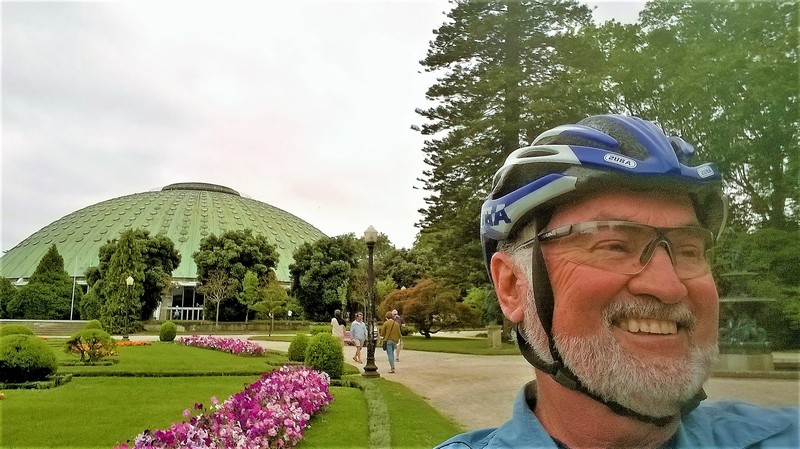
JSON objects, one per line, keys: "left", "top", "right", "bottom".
{"left": 362, "top": 225, "right": 380, "bottom": 378}
{"left": 123, "top": 275, "right": 134, "bottom": 341}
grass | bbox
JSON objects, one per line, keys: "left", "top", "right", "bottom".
{"left": 399, "top": 335, "right": 519, "bottom": 355}
{"left": 50, "top": 339, "right": 285, "bottom": 376}
{"left": 297, "top": 386, "right": 370, "bottom": 448}
{"left": 2, "top": 339, "right": 461, "bottom": 448}
{"left": 0, "top": 375, "right": 261, "bottom": 448}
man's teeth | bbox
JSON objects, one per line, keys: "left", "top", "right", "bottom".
{"left": 619, "top": 318, "right": 678, "bottom": 335}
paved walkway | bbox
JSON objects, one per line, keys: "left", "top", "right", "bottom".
{"left": 211, "top": 336, "right": 799, "bottom": 430}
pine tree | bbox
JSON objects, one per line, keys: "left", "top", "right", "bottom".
{"left": 7, "top": 244, "right": 76, "bottom": 319}
{"left": 100, "top": 230, "right": 145, "bottom": 335}
{"left": 415, "top": 0, "right": 597, "bottom": 290}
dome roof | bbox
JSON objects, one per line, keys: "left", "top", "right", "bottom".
{"left": 0, "top": 183, "right": 326, "bottom": 284}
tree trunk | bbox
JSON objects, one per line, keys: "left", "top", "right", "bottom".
{"left": 215, "top": 301, "right": 220, "bottom": 326}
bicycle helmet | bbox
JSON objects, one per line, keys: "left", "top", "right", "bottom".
{"left": 480, "top": 114, "right": 727, "bottom": 426}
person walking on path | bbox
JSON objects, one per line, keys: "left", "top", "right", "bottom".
{"left": 380, "top": 311, "right": 402, "bottom": 373}
{"left": 391, "top": 309, "right": 405, "bottom": 362}
{"left": 330, "top": 309, "right": 345, "bottom": 345}
{"left": 436, "top": 114, "right": 799, "bottom": 448}
{"left": 350, "top": 312, "right": 367, "bottom": 363}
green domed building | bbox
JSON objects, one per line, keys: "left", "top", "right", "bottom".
{"left": 0, "top": 182, "right": 326, "bottom": 320}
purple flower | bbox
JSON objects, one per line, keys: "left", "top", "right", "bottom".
{"left": 114, "top": 365, "right": 333, "bottom": 449}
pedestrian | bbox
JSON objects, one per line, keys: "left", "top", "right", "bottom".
{"left": 436, "top": 114, "right": 798, "bottom": 448}
{"left": 391, "top": 309, "right": 405, "bottom": 362}
{"left": 379, "top": 311, "right": 402, "bottom": 373}
{"left": 330, "top": 309, "right": 345, "bottom": 344}
{"left": 350, "top": 312, "right": 367, "bottom": 363}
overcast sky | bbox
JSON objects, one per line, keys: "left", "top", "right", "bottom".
{"left": 1, "top": 0, "right": 644, "bottom": 252}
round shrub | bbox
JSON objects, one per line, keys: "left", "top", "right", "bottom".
{"left": 0, "top": 334, "right": 57, "bottom": 383}
{"left": 0, "top": 324, "right": 35, "bottom": 337}
{"left": 84, "top": 320, "right": 103, "bottom": 330}
{"left": 65, "top": 329, "right": 116, "bottom": 363}
{"left": 159, "top": 320, "right": 177, "bottom": 342}
{"left": 287, "top": 333, "right": 310, "bottom": 362}
{"left": 304, "top": 332, "right": 344, "bottom": 379}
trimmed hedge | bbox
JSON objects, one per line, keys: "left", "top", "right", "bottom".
{"left": 0, "top": 334, "right": 58, "bottom": 383}
{"left": 304, "top": 332, "right": 344, "bottom": 379}
{"left": 159, "top": 321, "right": 177, "bottom": 342}
{"left": 287, "top": 333, "right": 310, "bottom": 362}
{"left": 0, "top": 324, "right": 35, "bottom": 337}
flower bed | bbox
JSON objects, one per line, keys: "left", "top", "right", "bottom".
{"left": 115, "top": 365, "right": 333, "bottom": 448}
{"left": 178, "top": 335, "right": 265, "bottom": 356}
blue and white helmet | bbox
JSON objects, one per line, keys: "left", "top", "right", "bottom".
{"left": 480, "top": 114, "right": 727, "bottom": 274}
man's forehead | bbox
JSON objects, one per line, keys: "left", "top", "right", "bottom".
{"left": 551, "top": 190, "right": 696, "bottom": 223}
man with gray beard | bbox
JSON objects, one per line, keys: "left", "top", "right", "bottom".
{"left": 436, "top": 115, "right": 798, "bottom": 448}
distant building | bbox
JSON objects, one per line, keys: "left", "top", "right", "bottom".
{"left": 0, "top": 182, "right": 326, "bottom": 320}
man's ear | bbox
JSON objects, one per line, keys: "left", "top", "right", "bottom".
{"left": 490, "top": 252, "right": 528, "bottom": 323}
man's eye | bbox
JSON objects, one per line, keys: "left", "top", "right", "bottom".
{"left": 593, "top": 240, "right": 634, "bottom": 254}
{"left": 676, "top": 245, "right": 703, "bottom": 260}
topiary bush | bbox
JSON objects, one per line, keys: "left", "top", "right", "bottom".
{"left": 0, "top": 334, "right": 58, "bottom": 383}
{"left": 0, "top": 324, "right": 35, "bottom": 337}
{"left": 304, "top": 332, "right": 344, "bottom": 379}
{"left": 65, "top": 329, "right": 116, "bottom": 363}
{"left": 159, "top": 320, "right": 177, "bottom": 342}
{"left": 287, "top": 333, "right": 310, "bottom": 362}
{"left": 84, "top": 320, "right": 103, "bottom": 330}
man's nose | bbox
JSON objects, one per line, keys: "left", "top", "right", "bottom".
{"left": 628, "top": 245, "right": 688, "bottom": 303}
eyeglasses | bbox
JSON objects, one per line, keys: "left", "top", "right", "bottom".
{"left": 526, "top": 221, "right": 714, "bottom": 279}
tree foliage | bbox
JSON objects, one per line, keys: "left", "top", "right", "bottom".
{"left": 6, "top": 245, "right": 76, "bottom": 319}
{"left": 290, "top": 234, "right": 361, "bottom": 321}
{"left": 193, "top": 229, "right": 278, "bottom": 321}
{"left": 381, "top": 278, "right": 477, "bottom": 338}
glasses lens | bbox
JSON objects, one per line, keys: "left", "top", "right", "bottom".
{"left": 664, "top": 227, "right": 713, "bottom": 278}
{"left": 545, "top": 222, "right": 712, "bottom": 279}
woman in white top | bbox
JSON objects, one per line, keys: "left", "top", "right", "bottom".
{"left": 330, "top": 309, "right": 346, "bottom": 344}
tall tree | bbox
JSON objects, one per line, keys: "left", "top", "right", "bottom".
{"left": 289, "top": 234, "right": 361, "bottom": 321}
{"left": 6, "top": 244, "right": 76, "bottom": 319}
{"left": 415, "top": 0, "right": 597, "bottom": 291}
{"left": 193, "top": 229, "right": 278, "bottom": 321}
{"left": 100, "top": 230, "right": 145, "bottom": 334}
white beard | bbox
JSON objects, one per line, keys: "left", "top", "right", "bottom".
{"left": 520, "top": 292, "right": 718, "bottom": 418}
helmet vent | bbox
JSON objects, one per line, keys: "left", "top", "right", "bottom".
{"left": 518, "top": 147, "right": 559, "bottom": 158}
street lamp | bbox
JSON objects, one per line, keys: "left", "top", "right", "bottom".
{"left": 362, "top": 225, "right": 380, "bottom": 378}
{"left": 123, "top": 275, "right": 134, "bottom": 341}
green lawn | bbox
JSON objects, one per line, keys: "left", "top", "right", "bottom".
{"left": 1, "top": 340, "right": 461, "bottom": 448}
{"left": 57, "top": 341, "right": 285, "bottom": 376}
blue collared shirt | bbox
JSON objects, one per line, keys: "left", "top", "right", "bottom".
{"left": 435, "top": 382, "right": 799, "bottom": 449}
